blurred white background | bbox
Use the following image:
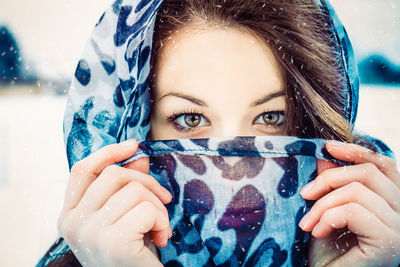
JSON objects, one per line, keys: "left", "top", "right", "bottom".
{"left": 0, "top": 0, "right": 399, "bottom": 266}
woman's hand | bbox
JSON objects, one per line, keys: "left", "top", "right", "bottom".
{"left": 57, "top": 139, "right": 173, "bottom": 267}
{"left": 299, "top": 140, "right": 400, "bottom": 267}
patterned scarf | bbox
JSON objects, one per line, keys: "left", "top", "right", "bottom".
{"left": 116, "top": 135, "right": 350, "bottom": 266}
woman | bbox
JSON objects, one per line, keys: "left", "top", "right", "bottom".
{"left": 37, "top": 0, "right": 400, "bottom": 266}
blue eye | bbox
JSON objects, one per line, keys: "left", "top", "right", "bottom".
{"left": 255, "top": 111, "right": 285, "bottom": 126}
{"left": 175, "top": 113, "right": 208, "bottom": 129}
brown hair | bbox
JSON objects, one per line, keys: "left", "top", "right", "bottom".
{"left": 149, "top": 0, "right": 355, "bottom": 142}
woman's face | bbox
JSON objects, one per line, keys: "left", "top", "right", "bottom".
{"left": 149, "top": 27, "right": 286, "bottom": 140}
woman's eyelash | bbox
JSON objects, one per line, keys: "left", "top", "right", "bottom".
{"left": 166, "top": 108, "right": 208, "bottom": 133}
{"left": 166, "top": 108, "right": 206, "bottom": 122}
{"left": 166, "top": 109, "right": 286, "bottom": 133}
{"left": 254, "top": 110, "right": 286, "bottom": 126}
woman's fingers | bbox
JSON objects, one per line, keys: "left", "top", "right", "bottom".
{"left": 75, "top": 165, "right": 172, "bottom": 214}
{"left": 110, "top": 201, "right": 171, "bottom": 248}
{"left": 62, "top": 140, "right": 139, "bottom": 212}
{"left": 299, "top": 181, "right": 399, "bottom": 231}
{"left": 301, "top": 163, "right": 400, "bottom": 212}
{"left": 310, "top": 202, "right": 390, "bottom": 242}
{"left": 309, "top": 202, "right": 400, "bottom": 266}
{"left": 325, "top": 140, "right": 400, "bottom": 188}
{"left": 97, "top": 180, "right": 170, "bottom": 227}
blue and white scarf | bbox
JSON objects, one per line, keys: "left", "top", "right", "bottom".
{"left": 116, "top": 135, "right": 352, "bottom": 266}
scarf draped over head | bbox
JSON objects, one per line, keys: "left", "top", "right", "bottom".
{"left": 63, "top": 0, "right": 396, "bottom": 169}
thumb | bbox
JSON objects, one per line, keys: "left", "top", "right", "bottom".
{"left": 124, "top": 156, "right": 150, "bottom": 174}
{"left": 316, "top": 159, "right": 340, "bottom": 175}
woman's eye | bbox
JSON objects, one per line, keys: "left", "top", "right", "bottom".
{"left": 175, "top": 113, "right": 207, "bottom": 128}
{"left": 255, "top": 111, "right": 285, "bottom": 126}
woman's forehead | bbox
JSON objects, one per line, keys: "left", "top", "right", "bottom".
{"left": 153, "top": 27, "right": 285, "bottom": 101}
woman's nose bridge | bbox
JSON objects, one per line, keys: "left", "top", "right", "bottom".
{"left": 214, "top": 120, "right": 250, "bottom": 137}
{"left": 210, "top": 103, "right": 253, "bottom": 137}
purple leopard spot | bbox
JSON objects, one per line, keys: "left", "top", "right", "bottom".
{"left": 164, "top": 261, "right": 183, "bottom": 267}
{"left": 75, "top": 59, "right": 90, "bottom": 86}
{"left": 284, "top": 140, "right": 316, "bottom": 156}
{"left": 141, "top": 111, "right": 151, "bottom": 127}
{"left": 138, "top": 45, "right": 150, "bottom": 74}
{"left": 66, "top": 97, "right": 94, "bottom": 169}
{"left": 218, "top": 185, "right": 266, "bottom": 265}
{"left": 291, "top": 206, "right": 310, "bottom": 266}
{"left": 127, "top": 98, "right": 141, "bottom": 127}
{"left": 219, "top": 185, "right": 265, "bottom": 229}
{"left": 273, "top": 157, "right": 299, "bottom": 198}
{"left": 210, "top": 156, "right": 265, "bottom": 180}
{"left": 176, "top": 154, "right": 206, "bottom": 175}
{"left": 150, "top": 154, "right": 179, "bottom": 216}
{"left": 264, "top": 141, "right": 274, "bottom": 150}
{"left": 190, "top": 138, "right": 209, "bottom": 149}
{"left": 125, "top": 39, "right": 140, "bottom": 73}
{"left": 245, "top": 238, "right": 288, "bottom": 266}
{"left": 217, "top": 136, "right": 261, "bottom": 157}
{"left": 183, "top": 179, "right": 214, "bottom": 215}
{"left": 164, "top": 140, "right": 185, "bottom": 151}
{"left": 113, "top": 85, "right": 124, "bottom": 107}
{"left": 171, "top": 179, "right": 214, "bottom": 255}
{"left": 119, "top": 77, "right": 136, "bottom": 91}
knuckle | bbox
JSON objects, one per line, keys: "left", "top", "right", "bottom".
{"left": 102, "top": 165, "right": 120, "bottom": 176}
{"left": 141, "top": 200, "right": 156, "bottom": 212}
{"left": 319, "top": 208, "right": 337, "bottom": 225}
{"left": 318, "top": 167, "right": 335, "bottom": 182}
{"left": 70, "top": 160, "right": 86, "bottom": 175}
{"left": 126, "top": 180, "right": 146, "bottom": 193}
{"left": 316, "top": 172, "right": 331, "bottom": 191}
{"left": 57, "top": 212, "right": 68, "bottom": 234}
{"left": 380, "top": 156, "right": 397, "bottom": 170}
{"left": 364, "top": 162, "right": 378, "bottom": 173}
{"left": 346, "top": 202, "right": 362, "bottom": 213}
{"left": 58, "top": 214, "right": 77, "bottom": 242}
{"left": 163, "top": 206, "right": 170, "bottom": 220}
{"left": 348, "top": 181, "right": 365, "bottom": 194}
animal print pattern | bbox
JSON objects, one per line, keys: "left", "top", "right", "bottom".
{"left": 117, "top": 136, "right": 350, "bottom": 266}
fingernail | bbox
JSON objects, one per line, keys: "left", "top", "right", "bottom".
{"left": 158, "top": 232, "right": 166, "bottom": 247}
{"left": 163, "top": 233, "right": 168, "bottom": 247}
{"left": 329, "top": 140, "right": 346, "bottom": 147}
{"left": 120, "top": 139, "right": 137, "bottom": 147}
{"left": 299, "top": 213, "right": 311, "bottom": 230}
{"left": 300, "top": 181, "right": 315, "bottom": 196}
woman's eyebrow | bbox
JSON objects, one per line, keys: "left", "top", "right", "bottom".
{"left": 157, "top": 92, "right": 208, "bottom": 107}
{"left": 250, "top": 91, "right": 285, "bottom": 107}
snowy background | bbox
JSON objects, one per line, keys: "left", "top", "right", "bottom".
{"left": 0, "top": 0, "right": 399, "bottom": 266}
